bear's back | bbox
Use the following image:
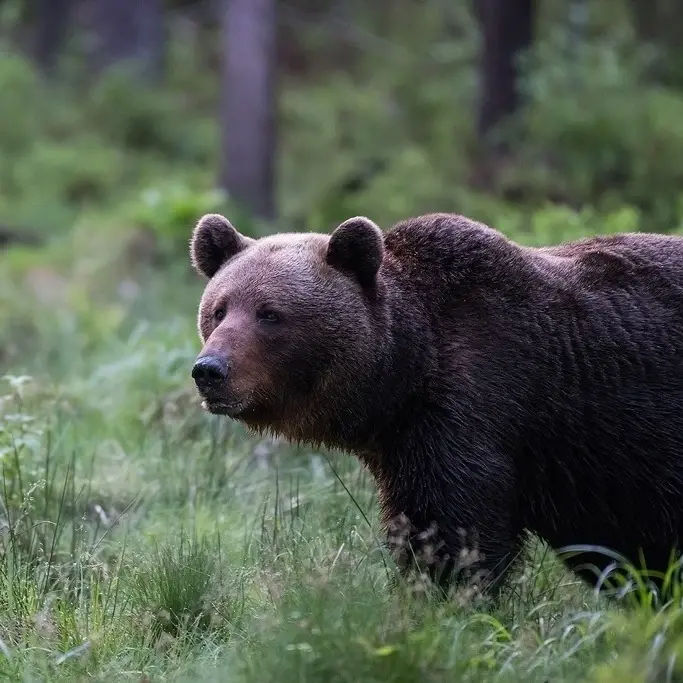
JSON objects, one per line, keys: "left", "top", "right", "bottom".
{"left": 534, "top": 232, "right": 683, "bottom": 290}
{"left": 383, "top": 215, "right": 683, "bottom": 321}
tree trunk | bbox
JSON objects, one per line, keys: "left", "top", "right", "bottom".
{"left": 34, "top": 0, "right": 72, "bottom": 77}
{"left": 473, "top": 0, "right": 536, "bottom": 145}
{"left": 90, "top": 0, "right": 165, "bottom": 83}
{"left": 220, "top": 0, "right": 278, "bottom": 221}
{"left": 629, "top": 0, "right": 683, "bottom": 86}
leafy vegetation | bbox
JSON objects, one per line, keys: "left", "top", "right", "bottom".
{"left": 3, "top": 1, "right": 683, "bottom": 681}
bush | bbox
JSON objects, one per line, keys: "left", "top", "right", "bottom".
{"left": 513, "top": 23, "right": 683, "bottom": 232}
{"left": 12, "top": 137, "right": 126, "bottom": 207}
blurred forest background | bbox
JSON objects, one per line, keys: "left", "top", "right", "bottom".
{"left": 3, "top": 1, "right": 683, "bottom": 681}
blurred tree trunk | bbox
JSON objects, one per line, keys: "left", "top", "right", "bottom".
{"left": 629, "top": 0, "right": 659, "bottom": 44}
{"left": 629, "top": 0, "right": 683, "bottom": 86}
{"left": 90, "top": 0, "right": 165, "bottom": 83}
{"left": 473, "top": 0, "right": 536, "bottom": 146}
{"left": 220, "top": 0, "right": 278, "bottom": 220}
{"left": 34, "top": 0, "right": 72, "bottom": 77}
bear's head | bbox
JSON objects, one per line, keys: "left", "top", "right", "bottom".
{"left": 189, "top": 213, "right": 388, "bottom": 443}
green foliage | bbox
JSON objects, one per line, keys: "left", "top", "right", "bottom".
{"left": 127, "top": 182, "right": 243, "bottom": 259}
{"left": 0, "top": 375, "right": 120, "bottom": 654}
{"left": 0, "top": 52, "right": 42, "bottom": 158}
{"left": 13, "top": 136, "right": 125, "bottom": 206}
{"left": 86, "top": 69, "right": 216, "bottom": 163}
{"left": 130, "top": 530, "right": 241, "bottom": 639}
{"left": 508, "top": 21, "right": 683, "bottom": 232}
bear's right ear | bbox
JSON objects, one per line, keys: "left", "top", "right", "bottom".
{"left": 189, "top": 213, "right": 255, "bottom": 279}
{"left": 326, "top": 216, "right": 384, "bottom": 288}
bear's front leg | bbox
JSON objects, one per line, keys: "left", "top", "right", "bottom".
{"left": 383, "top": 510, "right": 521, "bottom": 598}
{"left": 375, "top": 442, "right": 523, "bottom": 598}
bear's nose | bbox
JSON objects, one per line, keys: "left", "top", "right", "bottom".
{"left": 192, "top": 354, "right": 229, "bottom": 387}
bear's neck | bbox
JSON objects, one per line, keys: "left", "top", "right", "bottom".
{"left": 278, "top": 271, "right": 435, "bottom": 455}
{"left": 324, "top": 279, "right": 436, "bottom": 453}
{"left": 283, "top": 347, "right": 427, "bottom": 453}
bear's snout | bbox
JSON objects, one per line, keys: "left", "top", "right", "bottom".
{"left": 192, "top": 354, "right": 229, "bottom": 396}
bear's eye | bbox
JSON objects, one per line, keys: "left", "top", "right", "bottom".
{"left": 257, "top": 309, "right": 281, "bottom": 324}
{"left": 214, "top": 307, "right": 226, "bottom": 322}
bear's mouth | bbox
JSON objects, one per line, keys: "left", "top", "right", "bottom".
{"left": 201, "top": 399, "right": 248, "bottom": 418}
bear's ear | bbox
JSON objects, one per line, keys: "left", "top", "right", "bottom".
{"left": 190, "top": 213, "right": 255, "bottom": 279}
{"left": 326, "top": 216, "right": 384, "bottom": 287}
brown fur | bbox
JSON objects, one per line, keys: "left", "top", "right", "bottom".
{"left": 190, "top": 211, "right": 683, "bottom": 597}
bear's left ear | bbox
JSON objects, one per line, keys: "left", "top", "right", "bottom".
{"left": 190, "top": 213, "right": 255, "bottom": 279}
{"left": 326, "top": 216, "right": 384, "bottom": 288}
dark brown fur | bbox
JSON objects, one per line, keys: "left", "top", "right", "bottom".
{"left": 190, "top": 212, "right": 683, "bottom": 596}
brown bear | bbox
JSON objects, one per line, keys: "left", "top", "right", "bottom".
{"left": 189, "top": 211, "right": 683, "bottom": 597}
